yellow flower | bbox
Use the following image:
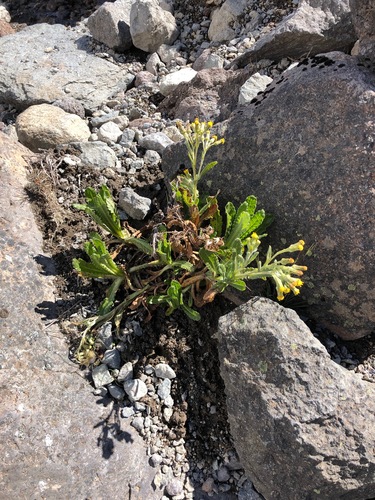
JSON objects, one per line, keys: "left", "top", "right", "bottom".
{"left": 251, "top": 232, "right": 258, "bottom": 239}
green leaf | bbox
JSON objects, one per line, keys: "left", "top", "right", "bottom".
{"left": 255, "top": 212, "right": 274, "bottom": 234}
{"left": 240, "top": 209, "right": 265, "bottom": 240}
{"left": 199, "top": 248, "right": 221, "bottom": 276}
{"left": 73, "top": 185, "right": 128, "bottom": 240}
{"left": 125, "top": 237, "right": 153, "bottom": 255}
{"left": 199, "top": 161, "right": 218, "bottom": 179}
{"left": 181, "top": 303, "right": 201, "bottom": 321}
{"left": 224, "top": 202, "right": 236, "bottom": 240}
{"left": 230, "top": 279, "right": 247, "bottom": 291}
{"left": 211, "top": 207, "right": 223, "bottom": 236}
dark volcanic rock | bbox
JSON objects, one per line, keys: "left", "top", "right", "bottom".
{"left": 162, "top": 52, "right": 375, "bottom": 340}
{"left": 350, "top": 0, "right": 375, "bottom": 62}
{"left": 217, "top": 297, "right": 375, "bottom": 500}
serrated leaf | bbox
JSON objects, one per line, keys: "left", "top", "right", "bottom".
{"left": 241, "top": 210, "right": 265, "bottom": 240}
{"left": 199, "top": 248, "right": 221, "bottom": 276}
{"left": 224, "top": 201, "right": 236, "bottom": 240}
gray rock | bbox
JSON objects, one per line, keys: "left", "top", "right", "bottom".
{"left": 157, "top": 378, "right": 171, "bottom": 400}
{"left": 87, "top": 0, "right": 134, "bottom": 52}
{"left": 157, "top": 43, "right": 184, "bottom": 65}
{"left": 117, "top": 361, "right": 134, "bottom": 382}
{"left": 208, "top": 0, "right": 248, "bottom": 42}
{"left": 118, "top": 187, "right": 151, "bottom": 220}
{"left": 97, "top": 321, "right": 114, "bottom": 349}
{"left": 131, "top": 415, "right": 145, "bottom": 432}
{"left": 53, "top": 97, "right": 85, "bottom": 118}
{"left": 162, "top": 53, "right": 375, "bottom": 340}
{"left": 144, "top": 149, "right": 161, "bottom": 164}
{"left": 101, "top": 348, "right": 121, "bottom": 369}
{"left": 71, "top": 141, "right": 117, "bottom": 170}
{"left": 119, "top": 128, "right": 136, "bottom": 147}
{"left": 234, "top": 0, "right": 356, "bottom": 67}
{"left": 165, "top": 478, "right": 183, "bottom": 496}
{"left": 130, "top": 0, "right": 179, "bottom": 53}
{"left": 124, "top": 379, "right": 148, "bottom": 401}
{"left": 146, "top": 52, "right": 163, "bottom": 75}
{"left": 350, "top": 0, "right": 375, "bottom": 61}
{"left": 92, "top": 364, "right": 115, "bottom": 388}
{"left": 154, "top": 363, "right": 176, "bottom": 379}
{"left": 238, "top": 73, "right": 273, "bottom": 105}
{"left": 107, "top": 383, "right": 126, "bottom": 400}
{"left": 91, "top": 111, "right": 120, "bottom": 128}
{"left": 159, "top": 68, "right": 197, "bottom": 96}
{"left": 217, "top": 297, "right": 375, "bottom": 500}
{"left": 97, "top": 121, "right": 123, "bottom": 144}
{"left": 0, "top": 23, "right": 132, "bottom": 111}
{"left": 0, "top": 132, "right": 158, "bottom": 499}
{"left": 217, "top": 466, "right": 230, "bottom": 482}
{"left": 139, "top": 132, "right": 174, "bottom": 152}
{"left": 121, "top": 406, "right": 135, "bottom": 418}
{"left": 193, "top": 49, "right": 225, "bottom": 71}
{"left": 150, "top": 453, "right": 163, "bottom": 467}
{"left": 16, "top": 104, "right": 90, "bottom": 152}
{"left": 238, "top": 480, "right": 263, "bottom": 500}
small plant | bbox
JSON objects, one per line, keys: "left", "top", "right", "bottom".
{"left": 72, "top": 118, "right": 307, "bottom": 364}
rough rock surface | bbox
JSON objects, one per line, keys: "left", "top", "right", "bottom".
{"left": 217, "top": 297, "right": 375, "bottom": 500}
{"left": 350, "top": 0, "right": 375, "bottom": 61}
{"left": 159, "top": 67, "right": 197, "bottom": 96}
{"left": 0, "top": 23, "right": 132, "bottom": 111}
{"left": 208, "top": 0, "right": 248, "bottom": 43}
{"left": 162, "top": 52, "right": 375, "bottom": 340}
{"left": 16, "top": 104, "right": 90, "bottom": 152}
{"left": 234, "top": 0, "right": 356, "bottom": 67}
{"left": 238, "top": 72, "right": 273, "bottom": 105}
{"left": 87, "top": 0, "right": 134, "bottom": 52}
{"left": 130, "top": 0, "right": 179, "bottom": 53}
{"left": 158, "top": 68, "right": 252, "bottom": 122}
{"left": 0, "top": 132, "right": 159, "bottom": 499}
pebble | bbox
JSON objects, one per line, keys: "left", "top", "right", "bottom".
{"left": 131, "top": 415, "right": 145, "bottom": 432}
{"left": 157, "top": 378, "right": 172, "bottom": 400}
{"left": 91, "top": 364, "right": 114, "bottom": 389}
{"left": 101, "top": 348, "right": 121, "bottom": 369}
{"left": 155, "top": 363, "right": 176, "bottom": 379}
{"left": 107, "top": 383, "right": 125, "bottom": 400}
{"left": 121, "top": 406, "right": 135, "bottom": 418}
{"left": 124, "top": 379, "right": 148, "bottom": 401}
{"left": 165, "top": 478, "right": 183, "bottom": 496}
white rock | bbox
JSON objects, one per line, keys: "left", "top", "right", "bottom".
{"left": 139, "top": 132, "right": 174, "bottom": 152}
{"left": 70, "top": 141, "right": 117, "bottom": 170}
{"left": 155, "top": 363, "right": 176, "bottom": 379}
{"left": 92, "top": 364, "right": 114, "bottom": 389}
{"left": 146, "top": 52, "right": 163, "bottom": 75}
{"left": 193, "top": 49, "right": 224, "bottom": 71}
{"left": 157, "top": 378, "right": 171, "bottom": 400}
{"left": 159, "top": 67, "right": 197, "bottom": 96}
{"left": 16, "top": 104, "right": 90, "bottom": 152}
{"left": 130, "top": 0, "right": 179, "bottom": 53}
{"left": 163, "top": 407, "right": 173, "bottom": 422}
{"left": 117, "top": 361, "right": 134, "bottom": 382}
{"left": 208, "top": 0, "right": 248, "bottom": 43}
{"left": 118, "top": 187, "right": 151, "bottom": 220}
{"left": 157, "top": 43, "right": 183, "bottom": 65}
{"left": 97, "top": 121, "right": 123, "bottom": 144}
{"left": 124, "top": 379, "right": 148, "bottom": 401}
{"left": 238, "top": 72, "right": 273, "bottom": 105}
{"left": 0, "top": 4, "right": 11, "bottom": 22}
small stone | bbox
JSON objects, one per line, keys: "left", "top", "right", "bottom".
{"left": 144, "top": 149, "right": 161, "bottom": 164}
{"left": 121, "top": 406, "right": 135, "bottom": 418}
{"left": 117, "top": 361, "right": 133, "bottom": 382}
{"left": 119, "top": 128, "right": 136, "bottom": 148}
{"left": 91, "top": 111, "right": 119, "bottom": 128}
{"left": 202, "top": 477, "right": 215, "bottom": 493}
{"left": 139, "top": 132, "right": 174, "bottom": 153}
{"left": 97, "top": 121, "right": 123, "bottom": 144}
{"left": 159, "top": 67, "right": 197, "bottom": 96}
{"left": 124, "top": 379, "right": 148, "bottom": 401}
{"left": 157, "top": 378, "right": 172, "bottom": 400}
{"left": 155, "top": 363, "right": 176, "bottom": 379}
{"left": 165, "top": 478, "right": 183, "bottom": 496}
{"left": 92, "top": 364, "right": 114, "bottom": 388}
{"left": 131, "top": 415, "right": 144, "bottom": 432}
{"left": 163, "top": 407, "right": 173, "bottom": 422}
{"left": 217, "top": 466, "right": 230, "bottom": 482}
{"left": 118, "top": 187, "right": 151, "bottom": 220}
{"left": 145, "top": 364, "right": 155, "bottom": 375}
{"left": 150, "top": 453, "right": 164, "bottom": 467}
{"left": 163, "top": 395, "right": 174, "bottom": 408}
{"left": 97, "top": 322, "right": 113, "bottom": 349}
{"left": 93, "top": 386, "right": 107, "bottom": 397}
{"left": 101, "top": 348, "right": 121, "bottom": 369}
{"left": 107, "top": 383, "right": 125, "bottom": 400}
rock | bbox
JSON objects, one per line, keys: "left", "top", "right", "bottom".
{"left": 158, "top": 68, "right": 251, "bottom": 122}
{"left": 101, "top": 348, "right": 121, "bottom": 369}
{"left": 139, "top": 132, "right": 174, "bottom": 152}
{"left": 0, "top": 23, "right": 132, "bottom": 111}
{"left": 154, "top": 363, "right": 176, "bottom": 379}
{"left": 0, "top": 132, "right": 158, "bottom": 499}
{"left": 234, "top": 0, "right": 356, "bottom": 67}
{"left": 97, "top": 121, "right": 123, "bottom": 144}
{"left": 144, "top": 149, "right": 161, "bottom": 165}
{"left": 192, "top": 49, "right": 224, "bottom": 71}
{"left": 157, "top": 378, "right": 171, "bottom": 400}
{"left": 87, "top": 0, "right": 134, "bottom": 52}
{"left": 124, "top": 379, "right": 148, "bottom": 401}
{"left": 91, "top": 111, "right": 120, "bottom": 128}
{"left": 157, "top": 43, "right": 184, "bottom": 65}
{"left": 130, "top": 0, "right": 179, "bottom": 53}
{"left": 134, "top": 70, "right": 157, "bottom": 87}
{"left": 238, "top": 72, "right": 273, "bottom": 105}
{"left": 208, "top": 0, "right": 248, "bottom": 42}
{"left": 120, "top": 128, "right": 136, "bottom": 147}
{"left": 0, "top": 3, "right": 11, "bottom": 22}
{"left": 107, "top": 383, "right": 126, "bottom": 400}
{"left": 162, "top": 52, "right": 375, "bottom": 339}
{"left": 165, "top": 478, "right": 183, "bottom": 496}
{"left": 70, "top": 141, "right": 118, "bottom": 170}
{"left": 53, "top": 98, "right": 85, "bottom": 119}
{"left": 0, "top": 19, "right": 14, "bottom": 37}
{"left": 16, "top": 104, "right": 90, "bottom": 152}
{"left": 217, "top": 466, "right": 230, "bottom": 482}
{"left": 146, "top": 52, "right": 163, "bottom": 75}
{"left": 117, "top": 361, "right": 134, "bottom": 382}
{"left": 350, "top": 0, "right": 375, "bottom": 61}
{"left": 159, "top": 68, "right": 197, "bottom": 96}
{"left": 118, "top": 187, "right": 151, "bottom": 220}
{"left": 92, "top": 364, "right": 115, "bottom": 388}
{"left": 217, "top": 297, "right": 375, "bottom": 500}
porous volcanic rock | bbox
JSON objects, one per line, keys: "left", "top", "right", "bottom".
{"left": 0, "top": 132, "right": 159, "bottom": 499}
{"left": 350, "top": 0, "right": 375, "bottom": 61}
{"left": 0, "top": 23, "right": 132, "bottom": 111}
{"left": 162, "top": 52, "right": 375, "bottom": 340}
{"left": 233, "top": 0, "right": 356, "bottom": 67}
{"left": 217, "top": 297, "right": 375, "bottom": 500}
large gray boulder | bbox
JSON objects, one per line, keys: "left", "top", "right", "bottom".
{"left": 87, "top": 0, "right": 134, "bottom": 52}
{"left": 130, "top": 0, "right": 179, "bottom": 53}
{"left": 350, "top": 0, "right": 375, "bottom": 61}
{"left": 217, "top": 298, "right": 375, "bottom": 500}
{"left": 162, "top": 52, "right": 375, "bottom": 340}
{"left": 0, "top": 132, "right": 159, "bottom": 499}
{"left": 0, "top": 23, "right": 133, "bottom": 111}
{"left": 233, "top": 0, "right": 356, "bottom": 67}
